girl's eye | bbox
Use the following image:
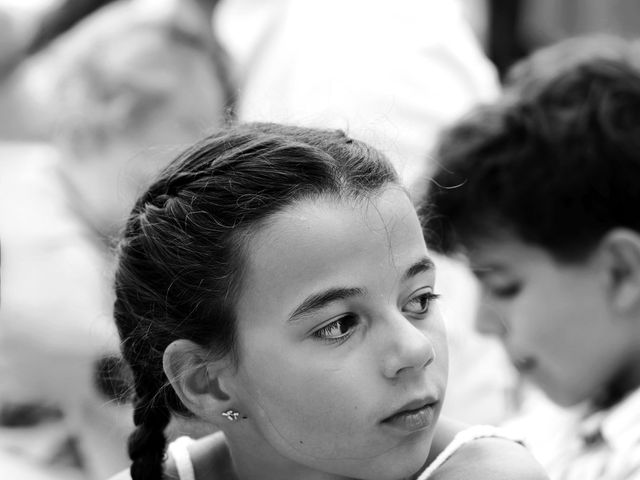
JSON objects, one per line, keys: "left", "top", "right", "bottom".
{"left": 313, "top": 315, "right": 358, "bottom": 343}
{"left": 404, "top": 291, "right": 439, "bottom": 316}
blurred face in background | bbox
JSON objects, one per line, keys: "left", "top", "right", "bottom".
{"left": 468, "top": 234, "right": 636, "bottom": 407}
{"left": 54, "top": 22, "right": 228, "bottom": 241}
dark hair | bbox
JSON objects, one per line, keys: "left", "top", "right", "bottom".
{"left": 424, "top": 36, "right": 640, "bottom": 261}
{"left": 114, "top": 122, "right": 398, "bottom": 480}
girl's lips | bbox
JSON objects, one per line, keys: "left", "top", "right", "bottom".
{"left": 381, "top": 401, "right": 437, "bottom": 433}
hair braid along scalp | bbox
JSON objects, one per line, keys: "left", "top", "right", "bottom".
{"left": 113, "top": 122, "right": 399, "bottom": 480}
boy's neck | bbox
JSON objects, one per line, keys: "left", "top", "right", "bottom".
{"left": 592, "top": 351, "right": 640, "bottom": 411}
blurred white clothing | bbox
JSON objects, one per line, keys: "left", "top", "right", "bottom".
{"left": 214, "top": 0, "right": 499, "bottom": 194}
{"left": 0, "top": 143, "right": 117, "bottom": 403}
{"left": 0, "top": 143, "right": 129, "bottom": 479}
{"left": 504, "top": 387, "right": 640, "bottom": 480}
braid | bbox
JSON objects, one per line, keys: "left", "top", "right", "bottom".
{"left": 127, "top": 372, "right": 172, "bottom": 480}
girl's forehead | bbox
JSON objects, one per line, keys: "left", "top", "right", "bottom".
{"left": 256, "top": 189, "right": 414, "bottom": 241}
{"left": 242, "top": 190, "right": 427, "bottom": 280}
{"left": 233, "top": 189, "right": 431, "bottom": 318}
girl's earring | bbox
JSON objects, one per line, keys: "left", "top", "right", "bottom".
{"left": 221, "top": 409, "right": 241, "bottom": 421}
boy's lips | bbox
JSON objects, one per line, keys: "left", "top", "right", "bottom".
{"left": 512, "top": 356, "right": 536, "bottom": 372}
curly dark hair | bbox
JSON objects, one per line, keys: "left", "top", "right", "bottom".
{"left": 424, "top": 35, "right": 640, "bottom": 261}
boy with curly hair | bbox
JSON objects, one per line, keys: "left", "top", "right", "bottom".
{"left": 424, "top": 35, "right": 640, "bottom": 479}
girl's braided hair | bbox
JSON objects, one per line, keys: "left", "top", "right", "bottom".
{"left": 113, "top": 122, "right": 398, "bottom": 479}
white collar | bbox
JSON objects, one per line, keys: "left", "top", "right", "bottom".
{"left": 580, "top": 387, "right": 640, "bottom": 449}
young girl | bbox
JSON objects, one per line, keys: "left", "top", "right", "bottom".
{"left": 108, "top": 123, "right": 547, "bottom": 480}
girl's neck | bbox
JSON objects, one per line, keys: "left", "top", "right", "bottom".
{"left": 192, "top": 423, "right": 459, "bottom": 480}
{"left": 194, "top": 432, "right": 404, "bottom": 480}
{"left": 224, "top": 436, "right": 346, "bottom": 480}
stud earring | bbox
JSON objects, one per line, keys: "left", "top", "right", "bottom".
{"left": 221, "top": 409, "right": 241, "bottom": 421}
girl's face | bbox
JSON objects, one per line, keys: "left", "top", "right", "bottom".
{"left": 225, "top": 188, "right": 448, "bottom": 479}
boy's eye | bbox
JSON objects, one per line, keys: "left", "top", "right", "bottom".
{"left": 403, "top": 290, "right": 439, "bottom": 316}
{"left": 486, "top": 283, "right": 521, "bottom": 299}
{"left": 313, "top": 315, "right": 358, "bottom": 342}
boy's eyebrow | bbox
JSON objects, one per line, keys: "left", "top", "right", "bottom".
{"left": 288, "top": 287, "right": 365, "bottom": 322}
{"left": 471, "top": 265, "right": 502, "bottom": 278}
{"left": 402, "top": 257, "right": 435, "bottom": 282}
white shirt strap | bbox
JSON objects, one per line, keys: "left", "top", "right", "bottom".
{"left": 167, "top": 436, "right": 196, "bottom": 480}
{"left": 417, "top": 425, "right": 523, "bottom": 480}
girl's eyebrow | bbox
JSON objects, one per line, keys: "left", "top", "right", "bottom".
{"left": 288, "top": 287, "right": 365, "bottom": 322}
{"left": 287, "top": 258, "right": 434, "bottom": 323}
{"left": 402, "top": 257, "right": 435, "bottom": 282}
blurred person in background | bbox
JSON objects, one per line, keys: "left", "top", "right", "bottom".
{"left": 0, "top": 0, "right": 229, "bottom": 478}
{"left": 212, "top": 0, "right": 518, "bottom": 426}
{"left": 0, "top": 0, "right": 231, "bottom": 142}
{"left": 485, "top": 0, "right": 640, "bottom": 77}
{"left": 425, "top": 35, "right": 640, "bottom": 479}
{"left": 0, "top": 0, "right": 116, "bottom": 80}
{"left": 521, "top": 0, "right": 640, "bottom": 52}
{"left": 0, "top": 222, "right": 80, "bottom": 480}
{"left": 214, "top": 0, "right": 497, "bottom": 194}
{"left": 48, "top": 0, "right": 231, "bottom": 242}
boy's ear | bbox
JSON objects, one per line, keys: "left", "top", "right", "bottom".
{"left": 599, "top": 229, "right": 640, "bottom": 315}
{"left": 163, "top": 339, "right": 235, "bottom": 421}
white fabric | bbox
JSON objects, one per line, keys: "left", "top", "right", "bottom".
{"left": 168, "top": 435, "right": 198, "bottom": 480}
{"left": 504, "top": 388, "right": 640, "bottom": 480}
{"left": 214, "top": 0, "right": 499, "bottom": 193}
{"left": 417, "top": 425, "right": 522, "bottom": 479}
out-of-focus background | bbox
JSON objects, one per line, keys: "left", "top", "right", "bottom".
{"left": 0, "top": 1, "right": 638, "bottom": 479}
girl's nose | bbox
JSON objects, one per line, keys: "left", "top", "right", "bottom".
{"left": 382, "top": 313, "right": 436, "bottom": 379}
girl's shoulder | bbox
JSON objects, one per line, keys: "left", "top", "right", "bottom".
{"left": 427, "top": 420, "right": 549, "bottom": 480}
{"left": 431, "top": 436, "right": 549, "bottom": 480}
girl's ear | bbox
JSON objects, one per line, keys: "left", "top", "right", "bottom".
{"left": 600, "top": 228, "right": 640, "bottom": 315}
{"left": 163, "top": 339, "right": 235, "bottom": 421}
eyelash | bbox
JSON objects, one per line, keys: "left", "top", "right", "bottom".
{"left": 311, "top": 292, "right": 440, "bottom": 344}
{"left": 403, "top": 291, "right": 440, "bottom": 317}
{"left": 312, "top": 314, "right": 359, "bottom": 344}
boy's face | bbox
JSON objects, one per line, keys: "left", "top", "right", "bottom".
{"left": 467, "top": 235, "right": 633, "bottom": 407}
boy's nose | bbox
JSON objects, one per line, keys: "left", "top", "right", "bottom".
{"left": 475, "top": 301, "right": 509, "bottom": 337}
{"left": 382, "top": 313, "right": 436, "bottom": 379}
